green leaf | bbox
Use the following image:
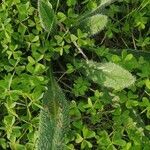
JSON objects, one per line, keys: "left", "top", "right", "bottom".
{"left": 0, "top": 138, "right": 7, "bottom": 149}
{"left": 88, "top": 0, "right": 118, "bottom": 16}
{"left": 11, "top": 144, "right": 26, "bottom": 150}
{"left": 76, "top": 0, "right": 117, "bottom": 23}
{"left": 145, "top": 125, "right": 150, "bottom": 131}
{"left": 100, "top": 0, "right": 118, "bottom": 8}
{"left": 75, "top": 133, "right": 83, "bottom": 143}
{"left": 57, "top": 12, "right": 67, "bottom": 22}
{"left": 145, "top": 79, "right": 150, "bottom": 89}
{"left": 81, "top": 140, "right": 92, "bottom": 149}
{"left": 31, "top": 36, "right": 39, "bottom": 43}
{"left": 67, "top": 0, "right": 77, "bottom": 6}
{"left": 113, "top": 139, "right": 126, "bottom": 146}
{"left": 76, "top": 14, "right": 108, "bottom": 36}
{"left": 82, "top": 60, "right": 135, "bottom": 90}
{"left": 37, "top": 66, "right": 69, "bottom": 150}
{"left": 97, "top": 131, "right": 111, "bottom": 146}
{"left": 72, "top": 77, "right": 90, "bottom": 96}
{"left": 38, "top": 0, "right": 56, "bottom": 32}
{"left": 28, "top": 56, "right": 35, "bottom": 65}
{"left": 82, "top": 126, "right": 95, "bottom": 139}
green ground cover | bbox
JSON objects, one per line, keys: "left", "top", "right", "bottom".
{"left": 0, "top": 0, "right": 150, "bottom": 149}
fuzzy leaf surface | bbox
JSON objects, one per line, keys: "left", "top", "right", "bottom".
{"left": 38, "top": 0, "right": 56, "bottom": 32}
{"left": 77, "top": 14, "right": 108, "bottom": 36}
{"left": 82, "top": 60, "right": 135, "bottom": 90}
{"left": 37, "top": 67, "right": 69, "bottom": 150}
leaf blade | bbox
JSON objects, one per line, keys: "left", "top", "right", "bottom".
{"left": 38, "top": 0, "right": 56, "bottom": 32}
{"left": 82, "top": 60, "right": 135, "bottom": 90}
{"left": 76, "top": 14, "right": 108, "bottom": 36}
{"left": 37, "top": 67, "right": 69, "bottom": 150}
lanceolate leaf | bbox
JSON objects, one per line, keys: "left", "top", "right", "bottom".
{"left": 76, "top": 14, "right": 108, "bottom": 36}
{"left": 38, "top": 0, "right": 56, "bottom": 32}
{"left": 82, "top": 60, "right": 135, "bottom": 90}
{"left": 37, "top": 67, "right": 69, "bottom": 150}
{"left": 99, "top": 0, "right": 118, "bottom": 9}
{"left": 91, "top": 0, "right": 118, "bottom": 15}
{"left": 77, "top": 0, "right": 117, "bottom": 22}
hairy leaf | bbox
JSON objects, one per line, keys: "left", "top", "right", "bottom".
{"left": 77, "top": 0, "right": 118, "bottom": 22}
{"left": 91, "top": 0, "right": 118, "bottom": 15}
{"left": 37, "top": 67, "right": 69, "bottom": 150}
{"left": 99, "top": 0, "right": 118, "bottom": 9}
{"left": 82, "top": 60, "right": 135, "bottom": 90}
{"left": 77, "top": 14, "right": 108, "bottom": 36}
{"left": 38, "top": 0, "right": 56, "bottom": 32}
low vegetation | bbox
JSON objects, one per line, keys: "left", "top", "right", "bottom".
{"left": 0, "top": 0, "right": 150, "bottom": 149}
